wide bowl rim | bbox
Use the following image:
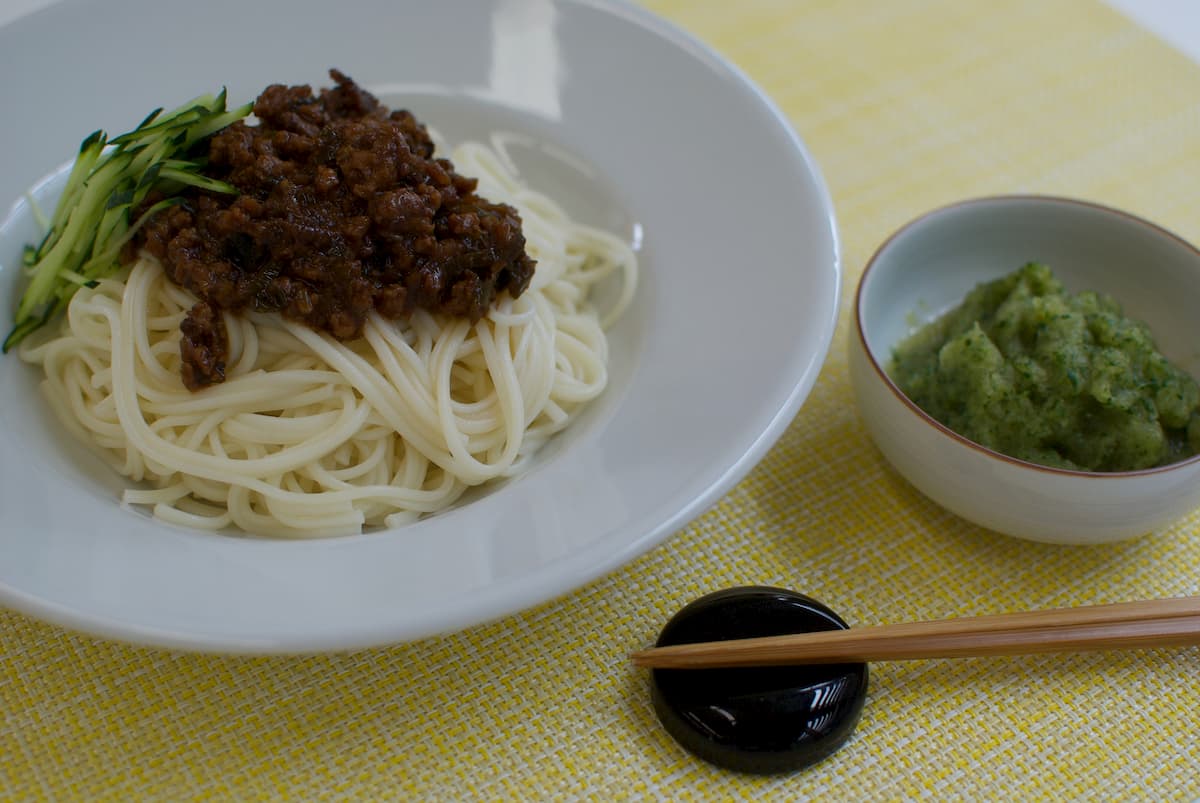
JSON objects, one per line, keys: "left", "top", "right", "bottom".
{"left": 854, "top": 193, "right": 1200, "bottom": 481}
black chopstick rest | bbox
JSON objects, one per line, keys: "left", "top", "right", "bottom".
{"left": 649, "top": 586, "right": 868, "bottom": 774}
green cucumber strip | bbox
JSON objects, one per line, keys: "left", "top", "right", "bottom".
{"left": 2, "top": 316, "right": 44, "bottom": 352}
{"left": 185, "top": 102, "right": 253, "bottom": 146}
{"left": 156, "top": 167, "right": 237, "bottom": 194}
{"left": 3, "top": 87, "right": 250, "bottom": 351}
{"left": 107, "top": 94, "right": 217, "bottom": 145}
{"left": 40, "top": 133, "right": 105, "bottom": 253}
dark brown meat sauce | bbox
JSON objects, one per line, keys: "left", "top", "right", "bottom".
{"left": 136, "top": 70, "right": 535, "bottom": 390}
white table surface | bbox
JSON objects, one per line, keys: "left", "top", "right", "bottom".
{"left": 0, "top": 0, "right": 1198, "bottom": 63}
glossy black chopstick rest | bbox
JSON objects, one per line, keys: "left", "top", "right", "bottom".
{"left": 649, "top": 586, "right": 868, "bottom": 774}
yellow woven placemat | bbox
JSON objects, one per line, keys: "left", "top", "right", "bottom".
{"left": 4, "top": 0, "right": 1200, "bottom": 799}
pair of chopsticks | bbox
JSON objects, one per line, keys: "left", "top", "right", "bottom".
{"left": 630, "top": 596, "right": 1200, "bottom": 669}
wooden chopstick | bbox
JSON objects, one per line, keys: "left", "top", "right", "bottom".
{"left": 631, "top": 596, "right": 1200, "bottom": 669}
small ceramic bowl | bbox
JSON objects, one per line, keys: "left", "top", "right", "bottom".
{"left": 850, "top": 195, "right": 1200, "bottom": 544}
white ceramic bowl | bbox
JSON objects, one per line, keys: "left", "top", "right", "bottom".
{"left": 850, "top": 196, "right": 1200, "bottom": 544}
{"left": 0, "top": 0, "right": 839, "bottom": 651}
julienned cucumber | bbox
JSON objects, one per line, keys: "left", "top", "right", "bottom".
{"left": 3, "top": 89, "right": 252, "bottom": 352}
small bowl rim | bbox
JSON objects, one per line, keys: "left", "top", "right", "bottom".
{"left": 855, "top": 193, "right": 1200, "bottom": 480}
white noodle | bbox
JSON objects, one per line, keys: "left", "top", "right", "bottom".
{"left": 19, "top": 143, "right": 638, "bottom": 538}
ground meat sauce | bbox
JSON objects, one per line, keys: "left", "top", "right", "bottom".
{"left": 136, "top": 70, "right": 536, "bottom": 390}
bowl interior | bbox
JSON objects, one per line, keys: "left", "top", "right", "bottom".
{"left": 860, "top": 197, "right": 1200, "bottom": 382}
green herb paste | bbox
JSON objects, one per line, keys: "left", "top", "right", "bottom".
{"left": 889, "top": 262, "right": 1200, "bottom": 471}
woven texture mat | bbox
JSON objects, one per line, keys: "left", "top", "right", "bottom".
{"left": 4, "top": 0, "right": 1200, "bottom": 799}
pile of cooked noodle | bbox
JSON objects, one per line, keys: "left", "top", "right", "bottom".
{"left": 19, "top": 141, "right": 637, "bottom": 537}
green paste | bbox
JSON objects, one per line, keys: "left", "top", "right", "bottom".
{"left": 889, "top": 262, "right": 1200, "bottom": 471}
